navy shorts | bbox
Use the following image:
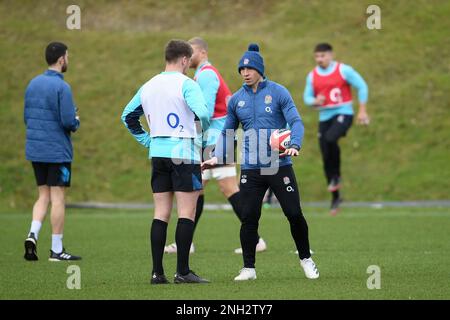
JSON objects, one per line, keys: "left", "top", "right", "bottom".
{"left": 151, "top": 157, "right": 202, "bottom": 193}
{"left": 32, "top": 162, "right": 72, "bottom": 187}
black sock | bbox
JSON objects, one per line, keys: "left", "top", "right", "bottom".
{"left": 229, "top": 192, "right": 261, "bottom": 241}
{"left": 287, "top": 215, "right": 311, "bottom": 260}
{"left": 332, "top": 190, "right": 340, "bottom": 201}
{"left": 175, "top": 218, "right": 195, "bottom": 275}
{"left": 193, "top": 195, "right": 204, "bottom": 231}
{"left": 150, "top": 219, "right": 168, "bottom": 275}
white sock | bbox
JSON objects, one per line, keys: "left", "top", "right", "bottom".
{"left": 51, "top": 234, "right": 63, "bottom": 253}
{"left": 29, "top": 220, "right": 42, "bottom": 239}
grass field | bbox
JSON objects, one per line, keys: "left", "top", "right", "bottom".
{"left": 1, "top": 206, "right": 449, "bottom": 300}
{"left": 1, "top": 1, "right": 449, "bottom": 301}
{"left": 1, "top": 0, "right": 450, "bottom": 210}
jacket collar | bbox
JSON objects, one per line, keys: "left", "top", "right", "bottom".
{"left": 243, "top": 78, "right": 267, "bottom": 93}
{"left": 45, "top": 69, "right": 64, "bottom": 79}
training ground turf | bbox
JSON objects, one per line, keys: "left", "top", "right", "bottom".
{"left": 0, "top": 206, "right": 449, "bottom": 300}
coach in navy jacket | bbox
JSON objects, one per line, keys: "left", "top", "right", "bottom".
{"left": 24, "top": 69, "right": 79, "bottom": 163}
{"left": 203, "top": 43, "right": 319, "bottom": 281}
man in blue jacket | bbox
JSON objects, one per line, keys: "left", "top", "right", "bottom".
{"left": 203, "top": 44, "right": 319, "bottom": 281}
{"left": 23, "top": 42, "right": 81, "bottom": 262}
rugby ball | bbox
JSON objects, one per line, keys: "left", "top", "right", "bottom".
{"left": 270, "top": 129, "right": 291, "bottom": 152}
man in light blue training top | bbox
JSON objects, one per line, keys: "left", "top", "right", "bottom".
{"left": 122, "top": 39, "right": 210, "bottom": 284}
{"left": 303, "top": 43, "right": 369, "bottom": 215}
{"left": 203, "top": 43, "right": 319, "bottom": 281}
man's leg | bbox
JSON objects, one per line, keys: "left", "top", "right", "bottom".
{"left": 193, "top": 181, "right": 207, "bottom": 231}
{"left": 25, "top": 175, "right": 50, "bottom": 261}
{"left": 174, "top": 191, "right": 199, "bottom": 276}
{"left": 152, "top": 192, "right": 173, "bottom": 276}
{"left": 217, "top": 174, "right": 242, "bottom": 221}
{"left": 46, "top": 163, "right": 80, "bottom": 261}
{"left": 238, "top": 170, "right": 267, "bottom": 269}
{"left": 29, "top": 186, "right": 50, "bottom": 239}
{"left": 149, "top": 158, "right": 175, "bottom": 283}
{"left": 50, "top": 186, "right": 65, "bottom": 254}
{"left": 218, "top": 170, "right": 267, "bottom": 254}
{"left": 193, "top": 164, "right": 239, "bottom": 229}
{"left": 318, "top": 120, "right": 334, "bottom": 184}
{"left": 269, "top": 166, "right": 310, "bottom": 259}
{"left": 323, "top": 115, "right": 354, "bottom": 213}
{"left": 324, "top": 115, "right": 354, "bottom": 181}
{"left": 326, "top": 139, "right": 341, "bottom": 198}
{"left": 269, "top": 166, "right": 319, "bottom": 279}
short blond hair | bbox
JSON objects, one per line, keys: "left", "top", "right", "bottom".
{"left": 188, "top": 37, "right": 208, "bottom": 51}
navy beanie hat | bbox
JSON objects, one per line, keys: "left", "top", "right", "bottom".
{"left": 238, "top": 43, "right": 264, "bottom": 76}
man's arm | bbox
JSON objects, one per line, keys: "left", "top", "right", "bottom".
{"left": 303, "top": 72, "right": 316, "bottom": 106}
{"left": 59, "top": 83, "right": 80, "bottom": 132}
{"left": 121, "top": 87, "right": 151, "bottom": 148}
{"left": 196, "top": 69, "right": 220, "bottom": 119}
{"left": 279, "top": 86, "right": 304, "bottom": 151}
{"left": 341, "top": 64, "right": 370, "bottom": 125}
{"left": 182, "top": 79, "right": 210, "bottom": 131}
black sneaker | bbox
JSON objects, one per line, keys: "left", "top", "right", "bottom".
{"left": 151, "top": 272, "right": 169, "bottom": 285}
{"left": 330, "top": 197, "right": 343, "bottom": 216}
{"left": 327, "top": 177, "right": 341, "bottom": 192}
{"left": 24, "top": 233, "right": 38, "bottom": 261}
{"left": 49, "top": 248, "right": 82, "bottom": 261}
{"left": 174, "top": 270, "right": 210, "bottom": 284}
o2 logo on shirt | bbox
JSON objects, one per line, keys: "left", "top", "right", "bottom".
{"left": 330, "top": 88, "right": 343, "bottom": 103}
{"left": 167, "top": 112, "right": 184, "bottom": 132}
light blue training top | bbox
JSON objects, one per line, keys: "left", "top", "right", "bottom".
{"left": 194, "top": 61, "right": 226, "bottom": 146}
{"left": 121, "top": 71, "right": 209, "bottom": 162}
{"left": 303, "top": 61, "right": 368, "bottom": 122}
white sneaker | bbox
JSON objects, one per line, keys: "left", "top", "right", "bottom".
{"left": 234, "top": 268, "right": 257, "bottom": 281}
{"left": 234, "top": 238, "right": 267, "bottom": 254}
{"left": 295, "top": 249, "right": 314, "bottom": 255}
{"left": 164, "top": 242, "right": 195, "bottom": 254}
{"left": 300, "top": 257, "right": 319, "bottom": 279}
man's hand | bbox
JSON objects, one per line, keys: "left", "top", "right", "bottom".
{"left": 314, "top": 94, "right": 326, "bottom": 106}
{"left": 280, "top": 148, "right": 299, "bottom": 157}
{"left": 357, "top": 104, "right": 370, "bottom": 125}
{"left": 201, "top": 156, "right": 218, "bottom": 171}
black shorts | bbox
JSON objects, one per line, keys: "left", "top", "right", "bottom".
{"left": 31, "top": 162, "right": 72, "bottom": 187}
{"left": 319, "top": 114, "right": 353, "bottom": 142}
{"left": 151, "top": 157, "right": 202, "bottom": 193}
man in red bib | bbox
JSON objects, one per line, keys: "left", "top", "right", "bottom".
{"left": 303, "top": 43, "right": 370, "bottom": 215}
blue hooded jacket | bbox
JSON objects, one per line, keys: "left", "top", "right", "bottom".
{"left": 215, "top": 79, "right": 304, "bottom": 169}
{"left": 24, "top": 70, "right": 80, "bottom": 163}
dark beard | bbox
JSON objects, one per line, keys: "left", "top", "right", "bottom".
{"left": 61, "top": 62, "right": 68, "bottom": 73}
